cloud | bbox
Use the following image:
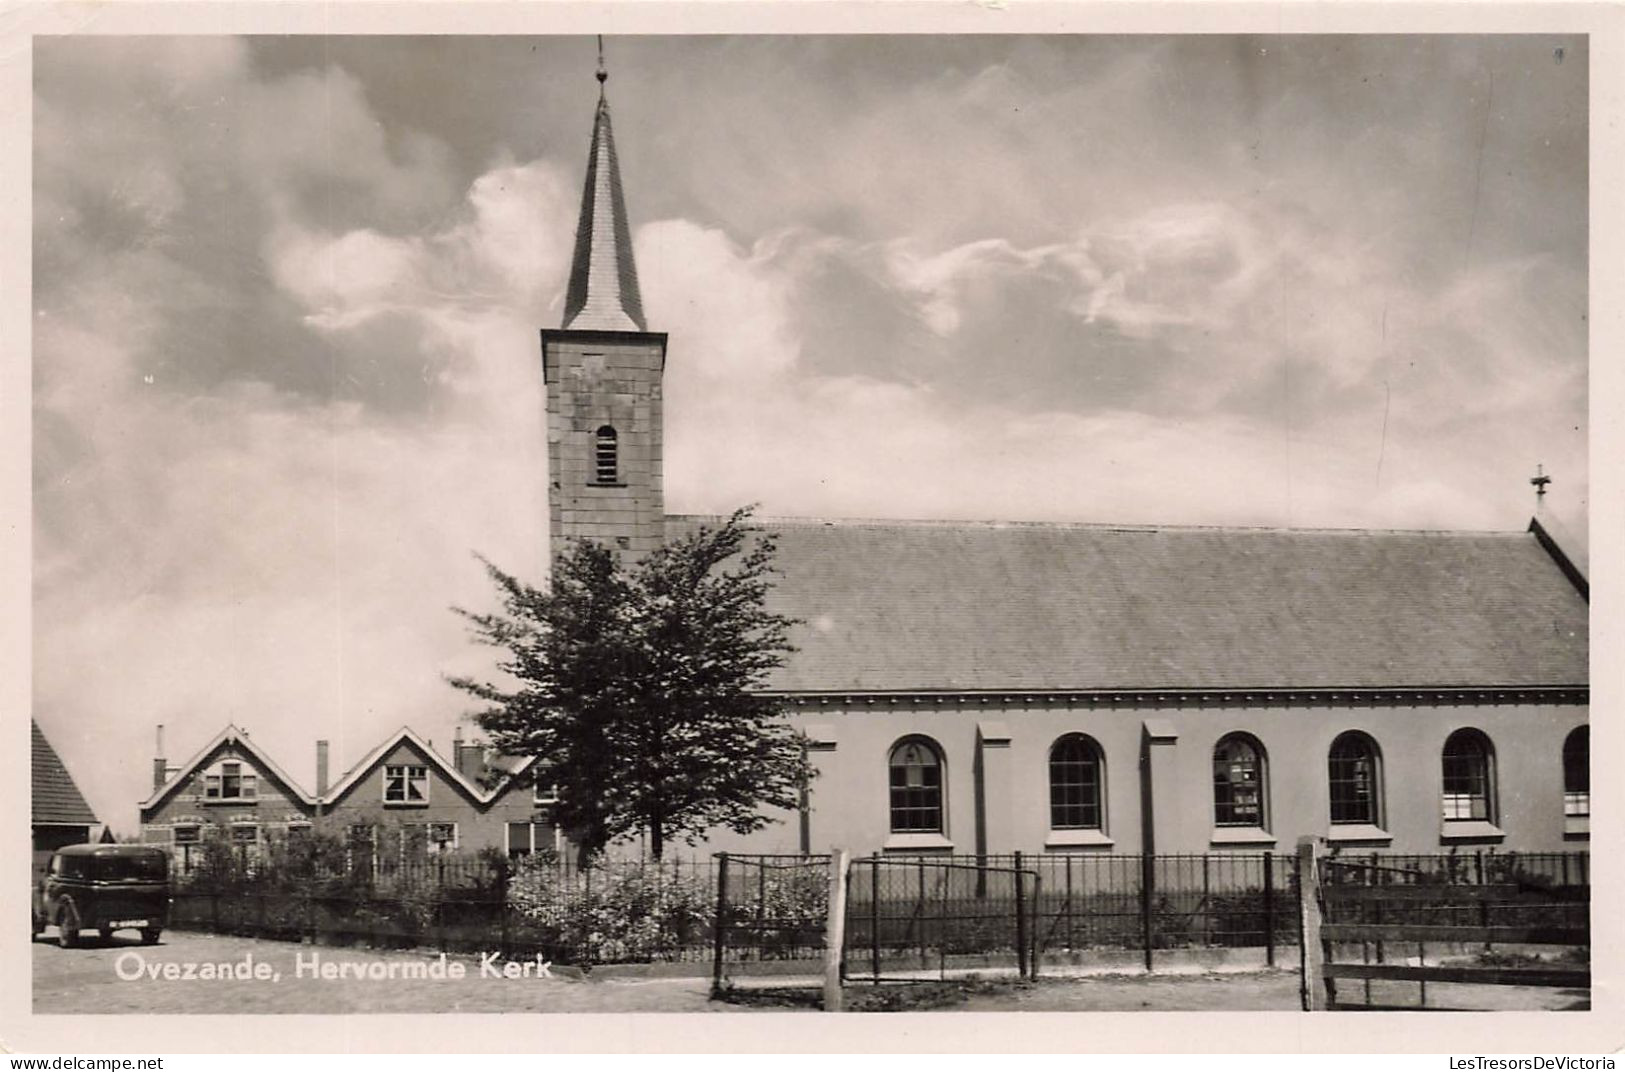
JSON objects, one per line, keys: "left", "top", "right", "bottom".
{"left": 33, "top": 41, "right": 562, "bottom": 831}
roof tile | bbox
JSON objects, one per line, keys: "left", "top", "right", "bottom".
{"left": 665, "top": 516, "right": 1589, "bottom": 693}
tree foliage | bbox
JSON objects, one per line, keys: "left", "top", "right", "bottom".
{"left": 450, "top": 508, "right": 810, "bottom": 862}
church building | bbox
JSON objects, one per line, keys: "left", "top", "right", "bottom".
{"left": 540, "top": 60, "right": 1590, "bottom": 860}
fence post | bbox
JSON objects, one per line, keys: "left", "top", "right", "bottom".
{"left": 1140, "top": 852, "right": 1155, "bottom": 972}
{"left": 711, "top": 852, "right": 729, "bottom": 995}
{"left": 1297, "top": 837, "right": 1328, "bottom": 1011}
{"left": 497, "top": 862, "right": 510, "bottom": 959}
{"left": 1262, "top": 851, "right": 1275, "bottom": 967}
{"left": 1014, "top": 850, "right": 1027, "bottom": 980}
{"left": 870, "top": 855, "right": 881, "bottom": 983}
{"left": 916, "top": 859, "right": 927, "bottom": 966}
{"left": 1029, "top": 869, "right": 1043, "bottom": 980}
{"left": 823, "top": 849, "right": 850, "bottom": 1012}
{"left": 1064, "top": 857, "right": 1075, "bottom": 951}
{"left": 1201, "top": 855, "right": 1211, "bottom": 946}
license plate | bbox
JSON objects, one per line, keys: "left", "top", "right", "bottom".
{"left": 108, "top": 919, "right": 148, "bottom": 929}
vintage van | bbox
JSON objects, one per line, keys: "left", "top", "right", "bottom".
{"left": 32, "top": 844, "right": 170, "bottom": 947}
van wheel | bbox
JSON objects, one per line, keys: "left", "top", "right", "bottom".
{"left": 141, "top": 928, "right": 161, "bottom": 946}
{"left": 57, "top": 903, "right": 80, "bottom": 949}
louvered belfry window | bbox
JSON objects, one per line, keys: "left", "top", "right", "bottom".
{"left": 888, "top": 738, "right": 943, "bottom": 833}
{"left": 595, "top": 425, "right": 618, "bottom": 483}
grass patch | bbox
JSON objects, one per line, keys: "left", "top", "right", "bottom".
{"left": 712, "top": 976, "right": 1033, "bottom": 1012}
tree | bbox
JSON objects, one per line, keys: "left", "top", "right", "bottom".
{"left": 450, "top": 508, "right": 811, "bottom": 863}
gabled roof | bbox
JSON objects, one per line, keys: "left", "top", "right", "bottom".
{"left": 141, "top": 724, "right": 316, "bottom": 811}
{"left": 321, "top": 726, "right": 490, "bottom": 807}
{"left": 561, "top": 87, "right": 646, "bottom": 332}
{"left": 665, "top": 515, "right": 1590, "bottom": 694}
{"left": 32, "top": 720, "right": 99, "bottom": 826}
{"left": 481, "top": 753, "right": 558, "bottom": 800}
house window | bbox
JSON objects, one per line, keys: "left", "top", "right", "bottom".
{"left": 1213, "top": 733, "right": 1267, "bottom": 828}
{"left": 1048, "top": 734, "right": 1103, "bottom": 830}
{"left": 285, "top": 822, "right": 312, "bottom": 842}
{"left": 594, "top": 426, "right": 618, "bottom": 484}
{"left": 507, "top": 821, "right": 558, "bottom": 859}
{"left": 1441, "top": 729, "right": 1495, "bottom": 822}
{"left": 534, "top": 780, "right": 559, "bottom": 806}
{"left": 887, "top": 737, "right": 944, "bottom": 834}
{"left": 229, "top": 824, "right": 258, "bottom": 845}
{"left": 402, "top": 822, "right": 458, "bottom": 856}
{"left": 204, "top": 761, "right": 257, "bottom": 801}
{"left": 384, "top": 764, "right": 429, "bottom": 805}
{"left": 1563, "top": 726, "right": 1589, "bottom": 817}
{"left": 348, "top": 823, "right": 377, "bottom": 872}
{"left": 1328, "top": 732, "right": 1382, "bottom": 826}
{"left": 172, "top": 824, "right": 201, "bottom": 846}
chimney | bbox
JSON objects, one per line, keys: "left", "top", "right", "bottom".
{"left": 152, "top": 724, "right": 168, "bottom": 791}
{"left": 454, "top": 726, "right": 485, "bottom": 783}
{"left": 316, "top": 740, "right": 330, "bottom": 796}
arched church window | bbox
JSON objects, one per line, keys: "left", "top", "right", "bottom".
{"left": 1441, "top": 728, "right": 1496, "bottom": 823}
{"left": 1213, "top": 733, "right": 1267, "bottom": 829}
{"left": 594, "top": 426, "right": 618, "bottom": 484}
{"left": 1328, "top": 731, "right": 1382, "bottom": 826}
{"left": 1049, "top": 734, "right": 1104, "bottom": 830}
{"left": 888, "top": 737, "right": 944, "bottom": 834}
{"left": 1563, "top": 726, "right": 1589, "bottom": 818}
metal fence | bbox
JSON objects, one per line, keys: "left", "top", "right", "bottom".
{"left": 841, "top": 852, "right": 1299, "bottom": 968}
{"left": 842, "top": 854, "right": 1039, "bottom": 982}
{"left": 164, "top": 846, "right": 1588, "bottom": 979}
{"left": 710, "top": 854, "right": 829, "bottom": 983}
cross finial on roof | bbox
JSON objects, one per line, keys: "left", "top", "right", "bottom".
{"left": 1531, "top": 464, "right": 1552, "bottom": 500}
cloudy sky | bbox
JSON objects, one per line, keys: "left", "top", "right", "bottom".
{"left": 33, "top": 35, "right": 1587, "bottom": 831}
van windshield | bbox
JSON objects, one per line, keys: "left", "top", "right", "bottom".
{"left": 91, "top": 854, "right": 169, "bottom": 882}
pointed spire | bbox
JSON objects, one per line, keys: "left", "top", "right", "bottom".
{"left": 562, "top": 38, "right": 647, "bottom": 333}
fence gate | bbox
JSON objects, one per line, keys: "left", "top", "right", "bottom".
{"left": 710, "top": 853, "right": 830, "bottom": 989}
{"left": 843, "top": 855, "right": 1040, "bottom": 983}
{"left": 1302, "top": 844, "right": 1590, "bottom": 1011}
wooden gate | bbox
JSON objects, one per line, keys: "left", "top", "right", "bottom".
{"left": 1296, "top": 840, "right": 1589, "bottom": 1010}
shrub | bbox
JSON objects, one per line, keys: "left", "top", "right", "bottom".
{"left": 506, "top": 857, "right": 716, "bottom": 964}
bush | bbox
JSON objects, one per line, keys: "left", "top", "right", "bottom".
{"left": 507, "top": 857, "right": 715, "bottom": 964}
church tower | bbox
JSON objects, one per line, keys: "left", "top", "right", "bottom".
{"left": 541, "top": 51, "right": 668, "bottom": 564}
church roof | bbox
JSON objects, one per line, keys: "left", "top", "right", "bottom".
{"left": 665, "top": 515, "right": 1589, "bottom": 694}
{"left": 561, "top": 86, "right": 646, "bottom": 332}
{"left": 32, "top": 720, "right": 99, "bottom": 826}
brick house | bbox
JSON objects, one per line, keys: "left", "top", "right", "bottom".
{"left": 138, "top": 724, "right": 318, "bottom": 870}
{"left": 139, "top": 724, "right": 562, "bottom": 864}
